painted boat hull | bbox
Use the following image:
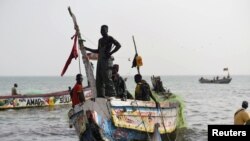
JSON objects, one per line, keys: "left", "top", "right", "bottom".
{"left": 0, "top": 87, "right": 93, "bottom": 110}
{"left": 68, "top": 97, "right": 180, "bottom": 141}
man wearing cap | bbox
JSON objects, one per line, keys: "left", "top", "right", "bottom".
{"left": 234, "top": 101, "right": 250, "bottom": 125}
{"left": 85, "top": 25, "right": 121, "bottom": 97}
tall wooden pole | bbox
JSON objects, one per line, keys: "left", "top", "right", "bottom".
{"left": 68, "top": 7, "right": 97, "bottom": 98}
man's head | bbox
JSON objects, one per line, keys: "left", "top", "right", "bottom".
{"left": 242, "top": 101, "right": 248, "bottom": 109}
{"left": 101, "top": 25, "right": 108, "bottom": 37}
{"left": 134, "top": 74, "right": 142, "bottom": 84}
{"left": 14, "top": 83, "right": 18, "bottom": 87}
{"left": 76, "top": 73, "right": 83, "bottom": 83}
{"left": 112, "top": 64, "right": 119, "bottom": 74}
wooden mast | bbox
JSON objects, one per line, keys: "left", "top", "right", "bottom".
{"left": 68, "top": 7, "right": 97, "bottom": 98}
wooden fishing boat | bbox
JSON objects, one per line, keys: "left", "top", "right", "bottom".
{"left": 0, "top": 90, "right": 70, "bottom": 110}
{"left": 68, "top": 76, "right": 184, "bottom": 141}
{"left": 0, "top": 87, "right": 93, "bottom": 110}
{"left": 68, "top": 93, "right": 184, "bottom": 141}
{"left": 199, "top": 68, "right": 232, "bottom": 84}
{"left": 66, "top": 7, "right": 185, "bottom": 141}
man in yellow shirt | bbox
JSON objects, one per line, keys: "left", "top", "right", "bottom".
{"left": 134, "top": 74, "right": 160, "bottom": 108}
{"left": 234, "top": 101, "right": 250, "bottom": 125}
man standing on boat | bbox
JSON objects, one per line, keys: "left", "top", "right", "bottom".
{"left": 85, "top": 25, "right": 121, "bottom": 97}
{"left": 71, "top": 74, "right": 85, "bottom": 108}
{"left": 234, "top": 101, "right": 250, "bottom": 125}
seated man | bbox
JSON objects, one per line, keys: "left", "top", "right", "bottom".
{"left": 134, "top": 74, "right": 159, "bottom": 107}
{"left": 112, "top": 64, "right": 133, "bottom": 100}
{"left": 234, "top": 101, "right": 250, "bottom": 125}
{"left": 11, "top": 83, "right": 19, "bottom": 96}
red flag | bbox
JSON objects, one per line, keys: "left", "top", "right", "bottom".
{"left": 61, "top": 34, "right": 78, "bottom": 76}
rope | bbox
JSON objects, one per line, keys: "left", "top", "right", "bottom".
{"left": 82, "top": 34, "right": 97, "bottom": 47}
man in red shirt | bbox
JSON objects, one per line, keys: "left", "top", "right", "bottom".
{"left": 71, "top": 74, "right": 85, "bottom": 108}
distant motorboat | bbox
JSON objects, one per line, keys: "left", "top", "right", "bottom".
{"left": 199, "top": 76, "right": 232, "bottom": 84}
{"left": 199, "top": 68, "right": 232, "bottom": 84}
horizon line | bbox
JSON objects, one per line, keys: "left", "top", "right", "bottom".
{"left": 0, "top": 74, "right": 250, "bottom": 77}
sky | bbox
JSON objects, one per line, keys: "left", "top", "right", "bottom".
{"left": 0, "top": 0, "right": 250, "bottom": 76}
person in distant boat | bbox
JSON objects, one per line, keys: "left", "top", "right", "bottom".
{"left": 234, "top": 101, "right": 250, "bottom": 125}
{"left": 85, "top": 25, "right": 121, "bottom": 98}
{"left": 199, "top": 77, "right": 204, "bottom": 82}
{"left": 216, "top": 76, "right": 219, "bottom": 80}
{"left": 134, "top": 74, "right": 160, "bottom": 108}
{"left": 11, "top": 83, "right": 19, "bottom": 96}
{"left": 71, "top": 74, "right": 85, "bottom": 108}
{"left": 112, "top": 64, "right": 133, "bottom": 100}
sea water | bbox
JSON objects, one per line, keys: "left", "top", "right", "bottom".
{"left": 0, "top": 75, "right": 249, "bottom": 141}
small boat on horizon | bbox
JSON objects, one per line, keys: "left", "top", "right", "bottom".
{"left": 199, "top": 76, "right": 232, "bottom": 84}
{"left": 199, "top": 68, "right": 232, "bottom": 84}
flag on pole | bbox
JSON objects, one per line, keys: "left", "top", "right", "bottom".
{"left": 61, "top": 34, "right": 78, "bottom": 76}
{"left": 223, "top": 68, "right": 228, "bottom": 71}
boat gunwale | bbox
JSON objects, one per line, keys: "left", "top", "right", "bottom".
{"left": 0, "top": 87, "right": 90, "bottom": 99}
